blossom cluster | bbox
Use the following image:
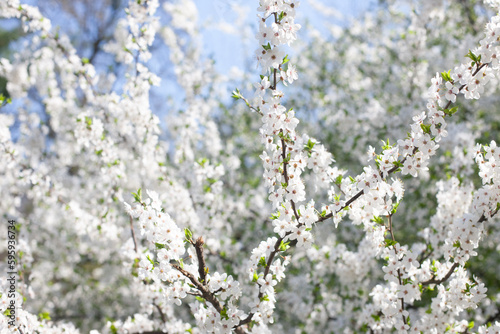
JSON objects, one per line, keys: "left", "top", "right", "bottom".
{"left": 2, "top": 0, "right": 500, "bottom": 333}
{"left": 124, "top": 191, "right": 245, "bottom": 333}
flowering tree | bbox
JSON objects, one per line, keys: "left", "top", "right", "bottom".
{"left": 1, "top": 0, "right": 500, "bottom": 333}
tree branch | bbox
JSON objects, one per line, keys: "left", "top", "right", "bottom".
{"left": 171, "top": 263, "right": 223, "bottom": 313}
{"left": 194, "top": 236, "right": 207, "bottom": 283}
{"left": 129, "top": 216, "right": 138, "bottom": 253}
{"left": 153, "top": 301, "right": 167, "bottom": 324}
{"left": 421, "top": 262, "right": 459, "bottom": 286}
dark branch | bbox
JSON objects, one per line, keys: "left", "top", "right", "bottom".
{"left": 129, "top": 216, "right": 138, "bottom": 253}
{"left": 421, "top": 262, "right": 459, "bottom": 286}
{"left": 194, "top": 236, "right": 207, "bottom": 283}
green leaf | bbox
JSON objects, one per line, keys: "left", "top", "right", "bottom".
{"left": 440, "top": 70, "right": 452, "bottom": 82}
{"left": 220, "top": 307, "right": 229, "bottom": 320}
{"left": 279, "top": 240, "right": 290, "bottom": 252}
{"left": 132, "top": 188, "right": 142, "bottom": 203}
{"left": 184, "top": 228, "right": 193, "bottom": 241}
{"left": 420, "top": 124, "right": 431, "bottom": 134}
{"left": 465, "top": 49, "right": 479, "bottom": 63}
{"left": 85, "top": 116, "right": 92, "bottom": 129}
{"left": 385, "top": 239, "right": 397, "bottom": 248}
{"left": 392, "top": 161, "right": 404, "bottom": 168}
{"left": 443, "top": 106, "right": 458, "bottom": 116}
{"left": 304, "top": 139, "right": 315, "bottom": 152}
{"left": 270, "top": 212, "right": 280, "bottom": 220}
{"left": 262, "top": 43, "right": 271, "bottom": 51}
{"left": 391, "top": 202, "right": 400, "bottom": 215}
{"left": 258, "top": 256, "right": 267, "bottom": 267}
{"left": 197, "top": 157, "right": 208, "bottom": 167}
{"left": 371, "top": 216, "right": 384, "bottom": 225}
{"left": 146, "top": 255, "right": 155, "bottom": 267}
{"left": 282, "top": 54, "right": 289, "bottom": 64}
{"left": 231, "top": 88, "right": 241, "bottom": 100}
{"left": 38, "top": 311, "right": 51, "bottom": 321}
{"left": 381, "top": 138, "right": 392, "bottom": 150}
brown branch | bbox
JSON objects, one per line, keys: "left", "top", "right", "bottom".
{"left": 388, "top": 214, "right": 396, "bottom": 243}
{"left": 153, "top": 301, "right": 167, "bottom": 324}
{"left": 171, "top": 263, "right": 223, "bottom": 313}
{"left": 280, "top": 136, "right": 301, "bottom": 222}
{"left": 417, "top": 246, "right": 433, "bottom": 264}
{"left": 194, "top": 236, "right": 207, "bottom": 283}
{"left": 478, "top": 203, "right": 500, "bottom": 223}
{"left": 272, "top": 68, "right": 277, "bottom": 90}
{"left": 316, "top": 189, "right": 364, "bottom": 223}
{"left": 397, "top": 267, "right": 407, "bottom": 325}
{"left": 129, "top": 216, "right": 138, "bottom": 253}
{"left": 172, "top": 259, "right": 247, "bottom": 334}
{"left": 240, "top": 95, "right": 263, "bottom": 116}
{"left": 186, "top": 292, "right": 202, "bottom": 297}
{"left": 421, "top": 262, "right": 459, "bottom": 286}
{"left": 388, "top": 215, "right": 407, "bottom": 325}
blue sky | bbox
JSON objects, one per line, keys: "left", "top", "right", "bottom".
{"left": 194, "top": 0, "right": 375, "bottom": 75}
{"left": 1, "top": 0, "right": 375, "bottom": 78}
{"left": 0, "top": 0, "right": 376, "bottom": 134}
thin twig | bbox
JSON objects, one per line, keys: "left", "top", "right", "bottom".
{"left": 129, "top": 216, "right": 138, "bottom": 253}
{"left": 388, "top": 214, "right": 407, "bottom": 325}
{"left": 421, "top": 262, "right": 459, "bottom": 286}
{"left": 153, "top": 301, "right": 167, "bottom": 324}
{"left": 171, "top": 263, "right": 223, "bottom": 313}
